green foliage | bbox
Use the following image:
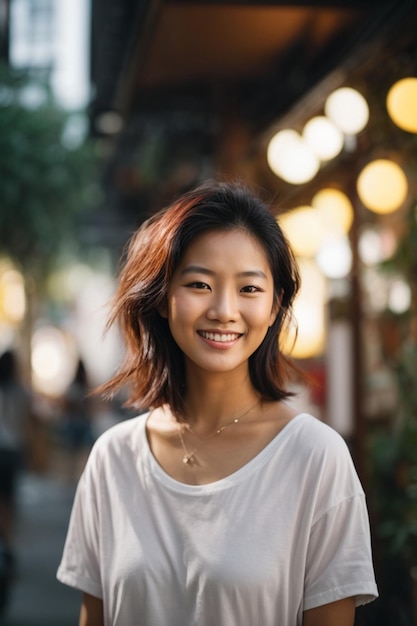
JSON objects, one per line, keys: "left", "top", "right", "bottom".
{"left": 0, "top": 64, "right": 99, "bottom": 274}
{"left": 368, "top": 390, "right": 417, "bottom": 625}
{"left": 367, "top": 202, "right": 417, "bottom": 625}
{"left": 372, "top": 414, "right": 417, "bottom": 559}
{"left": 381, "top": 204, "right": 417, "bottom": 279}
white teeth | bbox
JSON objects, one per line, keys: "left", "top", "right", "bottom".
{"left": 200, "top": 332, "right": 240, "bottom": 342}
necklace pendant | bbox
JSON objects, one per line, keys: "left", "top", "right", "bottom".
{"left": 183, "top": 453, "right": 194, "bottom": 464}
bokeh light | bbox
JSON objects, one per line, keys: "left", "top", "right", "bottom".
{"left": 302, "top": 116, "right": 344, "bottom": 161}
{"left": 31, "top": 326, "right": 78, "bottom": 396}
{"left": 311, "top": 188, "right": 354, "bottom": 235}
{"left": 282, "top": 259, "right": 326, "bottom": 359}
{"left": 358, "top": 228, "right": 397, "bottom": 266}
{"left": 325, "top": 87, "right": 369, "bottom": 135}
{"left": 388, "top": 278, "right": 412, "bottom": 314}
{"left": 0, "top": 265, "right": 26, "bottom": 324}
{"left": 357, "top": 159, "right": 408, "bottom": 214}
{"left": 316, "top": 236, "right": 352, "bottom": 279}
{"left": 386, "top": 77, "right": 417, "bottom": 133}
{"left": 279, "top": 206, "right": 326, "bottom": 257}
{"left": 267, "top": 129, "right": 320, "bottom": 184}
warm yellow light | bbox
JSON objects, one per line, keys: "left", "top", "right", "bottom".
{"left": 358, "top": 227, "right": 397, "bottom": 266}
{"left": 316, "top": 235, "right": 352, "bottom": 279}
{"left": 47, "top": 263, "right": 94, "bottom": 302}
{"left": 281, "top": 259, "right": 325, "bottom": 359}
{"left": 387, "top": 77, "right": 417, "bottom": 133}
{"left": 267, "top": 129, "right": 319, "bottom": 184}
{"left": 358, "top": 229, "right": 384, "bottom": 266}
{"left": 31, "top": 326, "right": 77, "bottom": 396}
{"left": 357, "top": 159, "right": 408, "bottom": 214}
{"left": 279, "top": 206, "right": 326, "bottom": 257}
{"left": 95, "top": 111, "right": 124, "bottom": 135}
{"left": 311, "top": 188, "right": 354, "bottom": 234}
{"left": 302, "top": 116, "right": 344, "bottom": 161}
{"left": 388, "top": 278, "right": 411, "bottom": 314}
{"left": 325, "top": 87, "right": 369, "bottom": 135}
{"left": 0, "top": 267, "right": 26, "bottom": 324}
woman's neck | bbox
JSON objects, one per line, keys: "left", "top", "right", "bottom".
{"left": 182, "top": 369, "right": 260, "bottom": 435}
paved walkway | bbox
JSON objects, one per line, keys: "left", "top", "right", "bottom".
{"left": 1, "top": 472, "right": 80, "bottom": 625}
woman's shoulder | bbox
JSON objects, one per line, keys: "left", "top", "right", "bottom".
{"left": 283, "top": 412, "right": 356, "bottom": 470}
{"left": 289, "top": 411, "right": 349, "bottom": 447}
{"left": 79, "top": 413, "right": 149, "bottom": 485}
{"left": 287, "top": 412, "right": 363, "bottom": 493}
{"left": 92, "top": 412, "right": 149, "bottom": 457}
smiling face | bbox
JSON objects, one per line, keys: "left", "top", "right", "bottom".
{"left": 164, "top": 228, "right": 278, "bottom": 380}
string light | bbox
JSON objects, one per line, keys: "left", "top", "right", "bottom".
{"left": 386, "top": 77, "right": 417, "bottom": 133}
{"left": 267, "top": 130, "right": 319, "bottom": 184}
{"left": 357, "top": 159, "right": 408, "bottom": 214}
{"left": 325, "top": 87, "right": 369, "bottom": 135}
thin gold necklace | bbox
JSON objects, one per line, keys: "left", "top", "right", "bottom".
{"left": 177, "top": 399, "right": 261, "bottom": 466}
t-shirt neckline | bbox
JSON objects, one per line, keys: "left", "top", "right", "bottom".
{"left": 142, "top": 411, "right": 311, "bottom": 494}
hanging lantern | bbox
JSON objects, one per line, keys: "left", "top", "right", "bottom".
{"left": 0, "top": 263, "right": 26, "bottom": 324}
{"left": 325, "top": 87, "right": 369, "bottom": 135}
{"left": 388, "top": 278, "right": 412, "bottom": 314}
{"left": 316, "top": 235, "right": 352, "bottom": 279}
{"left": 302, "top": 116, "right": 344, "bottom": 161}
{"left": 279, "top": 206, "right": 326, "bottom": 257}
{"left": 267, "top": 129, "right": 319, "bottom": 184}
{"left": 386, "top": 77, "right": 417, "bottom": 133}
{"left": 358, "top": 228, "right": 397, "bottom": 266}
{"left": 281, "top": 259, "right": 326, "bottom": 359}
{"left": 311, "top": 188, "right": 354, "bottom": 235}
{"left": 357, "top": 159, "right": 408, "bottom": 214}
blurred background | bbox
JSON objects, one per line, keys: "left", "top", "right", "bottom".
{"left": 0, "top": 0, "right": 417, "bottom": 624}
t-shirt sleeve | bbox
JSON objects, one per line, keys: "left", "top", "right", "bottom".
{"left": 56, "top": 446, "right": 103, "bottom": 599}
{"left": 303, "top": 438, "right": 378, "bottom": 611}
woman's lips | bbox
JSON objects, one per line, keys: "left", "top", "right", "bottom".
{"left": 198, "top": 331, "right": 242, "bottom": 343}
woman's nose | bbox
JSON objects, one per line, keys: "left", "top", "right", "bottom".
{"left": 206, "top": 290, "right": 239, "bottom": 322}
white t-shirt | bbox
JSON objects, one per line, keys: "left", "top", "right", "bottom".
{"left": 57, "top": 412, "right": 378, "bottom": 626}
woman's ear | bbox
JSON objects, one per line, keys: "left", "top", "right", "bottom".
{"left": 268, "top": 306, "right": 278, "bottom": 328}
{"left": 269, "top": 293, "right": 282, "bottom": 327}
{"left": 158, "top": 301, "right": 168, "bottom": 319}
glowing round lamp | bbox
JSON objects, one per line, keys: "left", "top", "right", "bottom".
{"left": 311, "top": 188, "right": 354, "bottom": 234}
{"left": 358, "top": 229, "right": 383, "bottom": 266}
{"left": 325, "top": 87, "right": 369, "bottom": 135}
{"left": 316, "top": 236, "right": 352, "bottom": 279}
{"left": 267, "top": 129, "right": 319, "bottom": 184}
{"left": 95, "top": 111, "right": 124, "bottom": 135}
{"left": 387, "top": 77, "right": 417, "bottom": 133}
{"left": 388, "top": 278, "right": 411, "bottom": 314}
{"left": 279, "top": 206, "right": 326, "bottom": 257}
{"left": 357, "top": 159, "right": 408, "bottom": 214}
{"left": 0, "top": 268, "right": 26, "bottom": 324}
{"left": 358, "top": 227, "right": 397, "bottom": 266}
{"left": 302, "top": 116, "right": 344, "bottom": 160}
{"left": 31, "top": 326, "right": 78, "bottom": 396}
{"left": 281, "top": 259, "right": 325, "bottom": 359}
{"left": 267, "top": 130, "right": 299, "bottom": 179}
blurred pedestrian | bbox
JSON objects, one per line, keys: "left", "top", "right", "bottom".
{"left": 58, "top": 181, "right": 378, "bottom": 626}
{"left": 60, "top": 358, "right": 95, "bottom": 482}
{"left": 0, "top": 349, "right": 30, "bottom": 553}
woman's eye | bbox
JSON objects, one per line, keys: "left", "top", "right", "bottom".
{"left": 187, "top": 281, "right": 210, "bottom": 290}
{"left": 241, "top": 285, "right": 261, "bottom": 293}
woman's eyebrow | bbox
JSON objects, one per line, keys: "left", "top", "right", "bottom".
{"left": 237, "top": 270, "right": 268, "bottom": 279}
{"left": 180, "top": 265, "right": 214, "bottom": 276}
{"left": 180, "top": 266, "right": 267, "bottom": 279}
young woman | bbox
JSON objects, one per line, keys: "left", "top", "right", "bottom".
{"left": 57, "top": 181, "right": 378, "bottom": 626}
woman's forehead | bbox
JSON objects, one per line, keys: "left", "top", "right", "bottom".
{"left": 176, "top": 229, "right": 272, "bottom": 273}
